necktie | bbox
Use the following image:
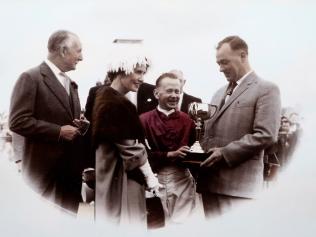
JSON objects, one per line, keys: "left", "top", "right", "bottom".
{"left": 226, "top": 81, "right": 238, "bottom": 96}
{"left": 219, "top": 81, "right": 238, "bottom": 109}
{"left": 59, "top": 72, "right": 70, "bottom": 95}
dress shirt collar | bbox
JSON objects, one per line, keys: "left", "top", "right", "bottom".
{"left": 44, "top": 59, "right": 69, "bottom": 88}
{"left": 236, "top": 70, "right": 253, "bottom": 86}
{"left": 224, "top": 70, "right": 254, "bottom": 103}
{"left": 157, "top": 105, "right": 176, "bottom": 116}
{"left": 44, "top": 59, "right": 63, "bottom": 77}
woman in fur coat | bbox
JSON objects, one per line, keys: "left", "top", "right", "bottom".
{"left": 91, "top": 45, "right": 160, "bottom": 227}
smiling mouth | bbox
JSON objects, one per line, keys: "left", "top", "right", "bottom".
{"left": 168, "top": 100, "right": 179, "bottom": 104}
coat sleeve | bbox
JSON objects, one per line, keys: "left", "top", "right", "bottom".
{"left": 138, "top": 113, "right": 169, "bottom": 171}
{"left": 221, "top": 82, "right": 281, "bottom": 167}
{"left": 85, "top": 86, "right": 98, "bottom": 122}
{"left": 115, "top": 139, "right": 147, "bottom": 171}
{"left": 9, "top": 72, "right": 61, "bottom": 141}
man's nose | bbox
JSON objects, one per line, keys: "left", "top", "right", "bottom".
{"left": 171, "top": 91, "right": 179, "bottom": 97}
{"left": 78, "top": 53, "right": 83, "bottom": 61}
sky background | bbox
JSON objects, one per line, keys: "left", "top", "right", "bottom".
{"left": 1, "top": 0, "right": 316, "bottom": 236}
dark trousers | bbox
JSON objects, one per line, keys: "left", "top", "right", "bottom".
{"left": 146, "top": 197, "right": 165, "bottom": 229}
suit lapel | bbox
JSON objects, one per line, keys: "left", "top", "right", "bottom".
{"left": 40, "top": 62, "right": 74, "bottom": 119}
{"left": 212, "top": 72, "right": 256, "bottom": 123}
{"left": 69, "top": 81, "right": 81, "bottom": 118}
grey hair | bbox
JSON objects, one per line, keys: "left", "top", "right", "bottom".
{"left": 47, "top": 30, "right": 78, "bottom": 53}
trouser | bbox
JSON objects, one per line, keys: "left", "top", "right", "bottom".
{"left": 158, "top": 166, "right": 196, "bottom": 224}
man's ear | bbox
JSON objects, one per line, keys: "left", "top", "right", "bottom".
{"left": 60, "top": 46, "right": 67, "bottom": 57}
{"left": 240, "top": 50, "right": 247, "bottom": 61}
{"left": 153, "top": 88, "right": 159, "bottom": 99}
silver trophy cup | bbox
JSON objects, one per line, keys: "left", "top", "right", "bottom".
{"left": 188, "top": 102, "right": 217, "bottom": 154}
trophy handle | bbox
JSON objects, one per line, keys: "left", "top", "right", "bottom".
{"left": 208, "top": 104, "right": 217, "bottom": 118}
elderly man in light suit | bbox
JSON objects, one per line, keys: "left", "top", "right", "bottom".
{"left": 199, "top": 36, "right": 281, "bottom": 218}
{"left": 9, "top": 30, "right": 85, "bottom": 214}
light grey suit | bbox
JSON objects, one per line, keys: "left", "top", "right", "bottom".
{"left": 200, "top": 72, "right": 281, "bottom": 198}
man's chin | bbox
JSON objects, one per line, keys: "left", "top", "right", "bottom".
{"left": 67, "top": 66, "right": 76, "bottom": 71}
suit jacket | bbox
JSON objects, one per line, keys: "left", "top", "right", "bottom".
{"left": 181, "top": 92, "right": 202, "bottom": 113}
{"left": 137, "top": 82, "right": 202, "bottom": 115}
{"left": 9, "top": 62, "right": 84, "bottom": 212}
{"left": 84, "top": 85, "right": 105, "bottom": 169}
{"left": 137, "top": 83, "right": 157, "bottom": 115}
{"left": 200, "top": 72, "right": 281, "bottom": 198}
{"left": 85, "top": 85, "right": 103, "bottom": 122}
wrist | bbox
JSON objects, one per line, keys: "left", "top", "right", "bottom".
{"left": 146, "top": 173, "right": 159, "bottom": 189}
{"left": 139, "top": 160, "right": 154, "bottom": 178}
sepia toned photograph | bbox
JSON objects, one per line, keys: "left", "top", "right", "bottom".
{"left": 0, "top": 1, "right": 315, "bottom": 236}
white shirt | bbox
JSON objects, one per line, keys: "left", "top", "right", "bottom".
{"left": 225, "top": 70, "right": 253, "bottom": 102}
{"left": 44, "top": 59, "right": 70, "bottom": 94}
{"left": 234, "top": 70, "right": 253, "bottom": 91}
{"left": 157, "top": 105, "right": 175, "bottom": 116}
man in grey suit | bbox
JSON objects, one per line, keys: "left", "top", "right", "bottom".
{"left": 9, "top": 30, "right": 85, "bottom": 214}
{"left": 199, "top": 36, "right": 281, "bottom": 217}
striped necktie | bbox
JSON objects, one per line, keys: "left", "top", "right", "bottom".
{"left": 226, "top": 81, "right": 237, "bottom": 96}
{"left": 219, "top": 81, "right": 238, "bottom": 109}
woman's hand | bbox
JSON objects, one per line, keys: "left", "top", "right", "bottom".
{"left": 145, "top": 173, "right": 163, "bottom": 197}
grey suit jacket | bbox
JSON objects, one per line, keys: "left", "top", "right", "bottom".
{"left": 200, "top": 72, "right": 281, "bottom": 198}
{"left": 9, "top": 62, "right": 84, "bottom": 212}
